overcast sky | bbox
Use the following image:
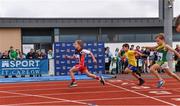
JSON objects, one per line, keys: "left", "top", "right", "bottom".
{"left": 0, "top": 0, "right": 179, "bottom": 18}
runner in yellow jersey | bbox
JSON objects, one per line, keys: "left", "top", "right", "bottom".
{"left": 122, "top": 44, "right": 145, "bottom": 86}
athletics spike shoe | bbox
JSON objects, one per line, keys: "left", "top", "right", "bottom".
{"left": 138, "top": 78, "right": 145, "bottom": 86}
{"left": 99, "top": 76, "right": 105, "bottom": 85}
{"left": 69, "top": 82, "right": 78, "bottom": 87}
{"left": 157, "top": 80, "right": 165, "bottom": 88}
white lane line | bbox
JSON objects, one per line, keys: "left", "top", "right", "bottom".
{"left": 6, "top": 95, "right": 180, "bottom": 105}
{"left": 5, "top": 86, "right": 109, "bottom": 92}
{"left": 0, "top": 79, "right": 96, "bottom": 86}
{"left": 0, "top": 90, "right": 125, "bottom": 99}
{"left": 0, "top": 91, "right": 88, "bottom": 105}
{"left": 0, "top": 81, "right": 99, "bottom": 89}
{"left": 106, "top": 82, "right": 176, "bottom": 106}
{"left": 6, "top": 97, "right": 147, "bottom": 105}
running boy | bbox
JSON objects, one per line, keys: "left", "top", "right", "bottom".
{"left": 65, "top": 40, "right": 105, "bottom": 87}
{"left": 144, "top": 33, "right": 180, "bottom": 88}
{"left": 122, "top": 44, "right": 145, "bottom": 86}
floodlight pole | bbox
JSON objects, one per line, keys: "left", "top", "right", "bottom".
{"left": 163, "top": 0, "right": 174, "bottom": 70}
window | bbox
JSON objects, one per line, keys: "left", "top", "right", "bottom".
{"left": 60, "top": 35, "right": 79, "bottom": 42}
{"left": 80, "top": 35, "right": 97, "bottom": 42}
{"left": 101, "top": 34, "right": 109, "bottom": 42}
{"left": 23, "top": 36, "right": 52, "bottom": 43}
{"left": 102, "top": 34, "right": 119, "bottom": 42}
{"left": 119, "top": 34, "right": 136, "bottom": 42}
{"left": 173, "top": 34, "right": 180, "bottom": 41}
{"left": 136, "top": 34, "right": 152, "bottom": 42}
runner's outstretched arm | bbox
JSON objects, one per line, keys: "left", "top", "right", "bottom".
{"left": 89, "top": 52, "right": 97, "bottom": 63}
{"left": 165, "top": 45, "right": 180, "bottom": 58}
{"left": 143, "top": 45, "right": 158, "bottom": 50}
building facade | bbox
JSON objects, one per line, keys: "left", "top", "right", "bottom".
{"left": 0, "top": 18, "right": 179, "bottom": 52}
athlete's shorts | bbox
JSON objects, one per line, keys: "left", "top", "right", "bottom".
{"left": 127, "top": 64, "right": 138, "bottom": 72}
{"left": 156, "top": 61, "right": 169, "bottom": 69}
{"left": 75, "top": 64, "right": 87, "bottom": 73}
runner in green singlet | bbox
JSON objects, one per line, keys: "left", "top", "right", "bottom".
{"left": 144, "top": 33, "right": 180, "bottom": 88}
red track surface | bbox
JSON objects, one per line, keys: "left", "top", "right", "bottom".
{"left": 0, "top": 74, "right": 180, "bottom": 105}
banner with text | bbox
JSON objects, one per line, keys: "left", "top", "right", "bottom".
{"left": 0, "top": 59, "right": 48, "bottom": 76}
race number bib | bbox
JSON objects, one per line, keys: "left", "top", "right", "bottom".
{"left": 157, "top": 52, "right": 163, "bottom": 61}
{"left": 105, "top": 58, "right": 109, "bottom": 63}
{"left": 138, "top": 59, "right": 143, "bottom": 67}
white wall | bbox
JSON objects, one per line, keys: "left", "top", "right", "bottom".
{"left": 105, "top": 42, "right": 180, "bottom": 56}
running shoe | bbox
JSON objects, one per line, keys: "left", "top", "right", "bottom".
{"left": 138, "top": 78, "right": 145, "bottom": 86}
{"left": 69, "top": 82, "right": 78, "bottom": 87}
{"left": 99, "top": 76, "right": 105, "bottom": 85}
{"left": 157, "top": 80, "right": 165, "bottom": 88}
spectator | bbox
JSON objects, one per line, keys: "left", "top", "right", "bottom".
{"left": 35, "top": 50, "right": 43, "bottom": 59}
{"left": 48, "top": 50, "right": 54, "bottom": 59}
{"left": 175, "top": 44, "right": 180, "bottom": 54}
{"left": 135, "top": 46, "right": 142, "bottom": 60}
{"left": 18, "top": 51, "right": 26, "bottom": 60}
{"left": 175, "top": 15, "right": 180, "bottom": 32}
{"left": 41, "top": 50, "right": 47, "bottom": 59}
{"left": 142, "top": 48, "right": 150, "bottom": 73}
{"left": 105, "top": 47, "right": 113, "bottom": 73}
{"left": 119, "top": 48, "right": 128, "bottom": 72}
{"left": 175, "top": 44, "right": 180, "bottom": 72}
{"left": 26, "top": 49, "right": 36, "bottom": 59}
{"left": 0, "top": 51, "right": 2, "bottom": 58}
{"left": 9, "top": 46, "right": 18, "bottom": 60}
{"left": 130, "top": 45, "right": 134, "bottom": 50}
{"left": 114, "top": 48, "right": 119, "bottom": 57}
{"left": 16, "top": 49, "right": 20, "bottom": 59}
{"left": 1, "top": 51, "right": 9, "bottom": 59}
{"left": 135, "top": 46, "right": 143, "bottom": 73}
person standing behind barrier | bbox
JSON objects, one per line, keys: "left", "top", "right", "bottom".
{"left": 135, "top": 46, "right": 142, "bottom": 69}
{"left": 119, "top": 48, "right": 128, "bottom": 72}
{"left": 48, "top": 50, "right": 54, "bottom": 59}
{"left": 48, "top": 50, "right": 54, "bottom": 76}
{"left": 16, "top": 49, "right": 26, "bottom": 60}
{"left": 105, "top": 47, "right": 113, "bottom": 74}
{"left": 35, "top": 50, "right": 43, "bottom": 59}
{"left": 0, "top": 51, "right": 2, "bottom": 58}
{"left": 142, "top": 48, "right": 150, "bottom": 73}
{"left": 9, "top": 46, "right": 18, "bottom": 60}
{"left": 130, "top": 45, "right": 135, "bottom": 50}
{"left": 114, "top": 48, "right": 120, "bottom": 74}
{"left": 175, "top": 45, "right": 180, "bottom": 72}
{"left": 1, "top": 51, "right": 9, "bottom": 59}
{"left": 26, "top": 49, "right": 36, "bottom": 59}
{"left": 175, "top": 15, "right": 180, "bottom": 32}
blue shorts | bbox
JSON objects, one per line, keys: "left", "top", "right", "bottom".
{"left": 127, "top": 64, "right": 138, "bottom": 72}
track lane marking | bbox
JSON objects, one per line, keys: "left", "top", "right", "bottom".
{"left": 6, "top": 95, "right": 180, "bottom": 105}
{"left": 0, "top": 90, "right": 125, "bottom": 99}
{"left": 0, "top": 81, "right": 101, "bottom": 89}
{"left": 106, "top": 82, "right": 176, "bottom": 106}
{"left": 4, "top": 85, "right": 109, "bottom": 92}
{"left": 0, "top": 91, "right": 88, "bottom": 105}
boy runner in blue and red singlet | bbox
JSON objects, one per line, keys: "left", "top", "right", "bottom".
{"left": 65, "top": 40, "right": 105, "bottom": 87}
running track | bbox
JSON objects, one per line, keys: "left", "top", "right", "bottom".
{"left": 0, "top": 74, "right": 180, "bottom": 105}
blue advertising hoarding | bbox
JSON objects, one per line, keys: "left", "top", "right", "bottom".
{"left": 0, "top": 59, "right": 48, "bottom": 76}
{"left": 54, "top": 42, "right": 105, "bottom": 76}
